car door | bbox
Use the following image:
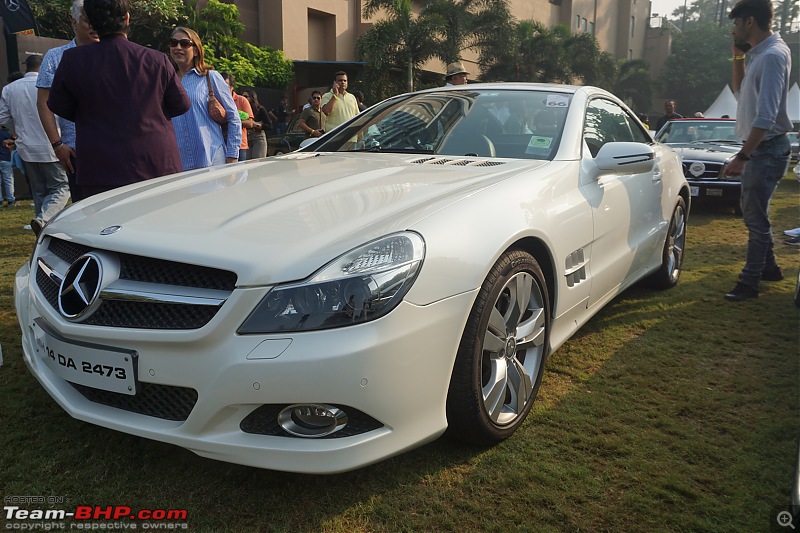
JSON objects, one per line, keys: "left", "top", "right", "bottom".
{"left": 580, "top": 97, "right": 664, "bottom": 307}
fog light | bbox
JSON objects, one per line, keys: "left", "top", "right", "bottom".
{"left": 278, "top": 404, "right": 348, "bottom": 437}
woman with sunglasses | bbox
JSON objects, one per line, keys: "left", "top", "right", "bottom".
{"left": 168, "top": 27, "right": 241, "bottom": 170}
{"left": 240, "top": 89, "right": 270, "bottom": 159}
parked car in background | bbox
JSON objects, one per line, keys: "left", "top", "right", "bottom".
{"left": 788, "top": 131, "right": 799, "bottom": 163}
{"left": 267, "top": 115, "right": 306, "bottom": 156}
{"left": 15, "top": 83, "right": 690, "bottom": 473}
{"left": 655, "top": 118, "right": 742, "bottom": 214}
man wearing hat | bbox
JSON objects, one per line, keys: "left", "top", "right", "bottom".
{"left": 445, "top": 61, "right": 469, "bottom": 86}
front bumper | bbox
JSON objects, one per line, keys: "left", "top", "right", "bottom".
{"left": 15, "top": 260, "right": 477, "bottom": 473}
{"left": 686, "top": 179, "right": 740, "bottom": 203}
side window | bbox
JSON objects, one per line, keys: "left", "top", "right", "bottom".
{"left": 623, "top": 112, "right": 651, "bottom": 143}
{"left": 289, "top": 118, "right": 305, "bottom": 134}
{"left": 583, "top": 98, "right": 637, "bottom": 157}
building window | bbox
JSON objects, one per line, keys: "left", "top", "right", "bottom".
{"left": 582, "top": 18, "right": 587, "bottom": 31}
{"left": 628, "top": 49, "right": 633, "bottom": 60}
{"left": 589, "top": 21, "right": 595, "bottom": 34}
{"left": 576, "top": 15, "right": 581, "bottom": 29}
{"left": 630, "top": 16, "right": 635, "bottom": 37}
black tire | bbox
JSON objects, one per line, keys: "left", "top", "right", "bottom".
{"left": 446, "top": 250, "right": 550, "bottom": 445}
{"left": 645, "top": 197, "right": 687, "bottom": 289}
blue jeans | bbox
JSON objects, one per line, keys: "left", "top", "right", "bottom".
{"left": 739, "top": 134, "right": 791, "bottom": 288}
{"left": 0, "top": 160, "right": 13, "bottom": 203}
{"left": 23, "top": 160, "right": 70, "bottom": 222}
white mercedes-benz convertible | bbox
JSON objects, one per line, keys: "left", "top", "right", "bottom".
{"left": 15, "top": 84, "right": 689, "bottom": 473}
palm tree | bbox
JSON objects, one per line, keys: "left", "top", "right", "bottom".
{"left": 481, "top": 21, "right": 561, "bottom": 82}
{"left": 359, "top": 0, "right": 445, "bottom": 93}
{"left": 480, "top": 20, "right": 621, "bottom": 89}
{"left": 423, "top": 0, "right": 514, "bottom": 65}
{"left": 613, "top": 59, "right": 652, "bottom": 112}
{"left": 563, "top": 31, "right": 618, "bottom": 89}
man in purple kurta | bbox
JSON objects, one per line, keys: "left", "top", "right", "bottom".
{"left": 47, "top": 0, "right": 190, "bottom": 200}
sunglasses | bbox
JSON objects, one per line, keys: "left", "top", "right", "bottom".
{"left": 169, "top": 38, "right": 194, "bottom": 49}
{"left": 312, "top": 96, "right": 321, "bottom": 100}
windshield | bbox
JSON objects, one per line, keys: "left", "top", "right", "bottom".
{"left": 655, "top": 120, "right": 740, "bottom": 144}
{"left": 309, "top": 89, "right": 572, "bottom": 160}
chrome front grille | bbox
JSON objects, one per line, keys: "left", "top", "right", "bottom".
{"left": 682, "top": 160, "right": 724, "bottom": 180}
{"left": 35, "top": 237, "right": 237, "bottom": 330}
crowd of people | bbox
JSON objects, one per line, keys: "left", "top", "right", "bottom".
{"left": 0, "top": 0, "right": 793, "bottom": 307}
{"left": 0, "top": 0, "right": 369, "bottom": 230}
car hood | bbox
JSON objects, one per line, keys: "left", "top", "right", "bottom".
{"left": 47, "top": 153, "right": 544, "bottom": 286}
{"left": 668, "top": 143, "right": 740, "bottom": 160}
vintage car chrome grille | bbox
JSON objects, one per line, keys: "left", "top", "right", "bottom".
{"left": 682, "top": 160, "right": 724, "bottom": 180}
{"left": 70, "top": 382, "right": 198, "bottom": 422}
{"left": 36, "top": 237, "right": 237, "bottom": 329}
{"left": 240, "top": 404, "right": 384, "bottom": 438}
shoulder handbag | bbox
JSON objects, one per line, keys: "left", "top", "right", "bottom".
{"left": 206, "top": 72, "right": 227, "bottom": 126}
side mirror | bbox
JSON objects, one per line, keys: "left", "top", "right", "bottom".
{"left": 594, "top": 142, "right": 656, "bottom": 175}
{"left": 299, "top": 138, "right": 317, "bottom": 150}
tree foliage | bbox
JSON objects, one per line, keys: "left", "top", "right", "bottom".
{"left": 668, "top": 0, "right": 798, "bottom": 32}
{"left": 423, "top": 0, "right": 514, "bottom": 64}
{"left": 480, "top": 21, "right": 617, "bottom": 89}
{"left": 182, "top": 0, "right": 293, "bottom": 89}
{"left": 658, "top": 23, "right": 731, "bottom": 117}
{"left": 613, "top": 59, "right": 652, "bottom": 113}
{"left": 31, "top": 0, "right": 293, "bottom": 89}
{"left": 358, "top": 0, "right": 444, "bottom": 94}
{"left": 31, "top": 0, "right": 182, "bottom": 47}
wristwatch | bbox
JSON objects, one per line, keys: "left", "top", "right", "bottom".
{"left": 735, "top": 151, "right": 751, "bottom": 161}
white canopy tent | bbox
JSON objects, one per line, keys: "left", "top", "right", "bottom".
{"left": 787, "top": 83, "right": 799, "bottom": 123}
{"left": 704, "top": 85, "right": 738, "bottom": 118}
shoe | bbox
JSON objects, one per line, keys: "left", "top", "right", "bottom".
{"left": 22, "top": 224, "right": 32, "bottom": 230}
{"left": 785, "top": 235, "right": 800, "bottom": 246}
{"left": 762, "top": 264, "right": 783, "bottom": 281}
{"left": 784, "top": 228, "right": 800, "bottom": 237}
{"left": 2, "top": 201, "right": 16, "bottom": 208}
{"left": 724, "top": 282, "right": 759, "bottom": 302}
{"left": 740, "top": 264, "right": 783, "bottom": 282}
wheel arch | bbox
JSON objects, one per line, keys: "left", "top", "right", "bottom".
{"left": 506, "top": 236, "right": 557, "bottom": 322}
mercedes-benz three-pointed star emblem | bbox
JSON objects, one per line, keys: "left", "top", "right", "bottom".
{"left": 58, "top": 253, "right": 103, "bottom": 319}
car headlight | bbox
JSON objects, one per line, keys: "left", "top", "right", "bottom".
{"left": 238, "top": 232, "right": 425, "bottom": 334}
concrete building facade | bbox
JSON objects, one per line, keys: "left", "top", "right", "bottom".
{"left": 219, "top": 0, "right": 673, "bottom": 110}
{"left": 227, "top": 0, "right": 666, "bottom": 69}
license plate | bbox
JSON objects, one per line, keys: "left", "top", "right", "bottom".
{"left": 32, "top": 318, "right": 137, "bottom": 395}
{"left": 690, "top": 186, "right": 699, "bottom": 197}
{"left": 706, "top": 188, "right": 723, "bottom": 197}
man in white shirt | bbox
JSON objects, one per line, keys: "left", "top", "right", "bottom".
{"left": 0, "top": 55, "right": 70, "bottom": 228}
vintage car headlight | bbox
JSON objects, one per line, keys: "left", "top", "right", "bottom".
{"left": 720, "top": 157, "right": 740, "bottom": 181}
{"left": 238, "top": 232, "right": 425, "bottom": 334}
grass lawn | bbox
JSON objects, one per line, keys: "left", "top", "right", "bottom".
{"left": 1, "top": 173, "right": 798, "bottom": 532}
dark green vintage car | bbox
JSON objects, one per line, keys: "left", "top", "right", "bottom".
{"left": 267, "top": 116, "right": 307, "bottom": 156}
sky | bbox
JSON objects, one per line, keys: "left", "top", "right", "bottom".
{"left": 650, "top": 0, "right": 688, "bottom": 20}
